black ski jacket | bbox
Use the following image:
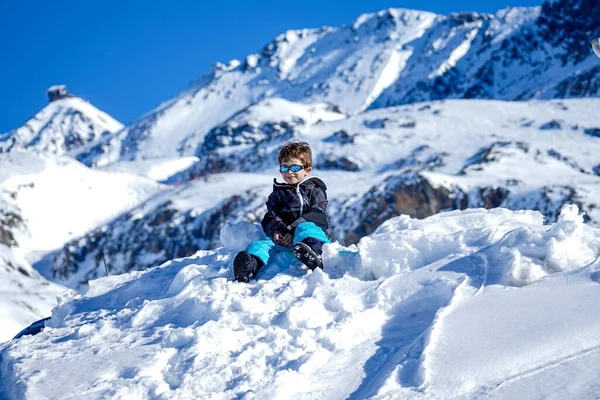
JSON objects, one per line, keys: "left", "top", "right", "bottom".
{"left": 261, "top": 176, "right": 330, "bottom": 238}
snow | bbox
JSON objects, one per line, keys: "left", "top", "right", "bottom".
{"left": 362, "top": 49, "right": 404, "bottom": 111}
{"left": 0, "top": 152, "right": 164, "bottom": 254}
{"left": 98, "top": 157, "right": 199, "bottom": 182}
{"left": 430, "top": 27, "right": 479, "bottom": 78}
{"left": 245, "top": 54, "right": 259, "bottom": 69}
{"left": 2, "top": 3, "right": 600, "bottom": 398}
{"left": 46, "top": 85, "right": 67, "bottom": 93}
{"left": 3, "top": 206, "right": 600, "bottom": 398}
{"left": 0, "top": 152, "right": 167, "bottom": 342}
{"left": 0, "top": 245, "right": 66, "bottom": 343}
{"left": 220, "top": 97, "right": 346, "bottom": 128}
{"left": 0, "top": 96, "right": 123, "bottom": 155}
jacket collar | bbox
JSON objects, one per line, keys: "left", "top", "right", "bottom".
{"left": 273, "top": 175, "right": 322, "bottom": 188}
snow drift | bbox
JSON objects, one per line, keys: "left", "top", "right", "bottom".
{"left": 3, "top": 206, "right": 600, "bottom": 399}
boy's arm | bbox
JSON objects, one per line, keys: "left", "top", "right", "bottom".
{"left": 289, "top": 185, "right": 330, "bottom": 231}
{"left": 261, "top": 191, "right": 287, "bottom": 238}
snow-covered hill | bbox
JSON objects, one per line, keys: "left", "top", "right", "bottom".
{"left": 0, "top": 152, "right": 164, "bottom": 254}
{"left": 0, "top": 94, "right": 123, "bottom": 156}
{"left": 4, "top": 206, "right": 600, "bottom": 399}
{"left": 77, "top": 1, "right": 600, "bottom": 165}
{"left": 0, "top": 152, "right": 166, "bottom": 340}
{"left": 49, "top": 98, "right": 600, "bottom": 289}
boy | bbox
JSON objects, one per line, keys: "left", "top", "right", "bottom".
{"left": 233, "top": 141, "right": 331, "bottom": 283}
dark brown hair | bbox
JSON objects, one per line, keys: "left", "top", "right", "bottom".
{"left": 278, "top": 141, "right": 313, "bottom": 167}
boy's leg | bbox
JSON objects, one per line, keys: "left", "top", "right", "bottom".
{"left": 234, "top": 238, "right": 277, "bottom": 282}
{"left": 246, "top": 238, "right": 277, "bottom": 265}
{"left": 292, "top": 222, "right": 331, "bottom": 270}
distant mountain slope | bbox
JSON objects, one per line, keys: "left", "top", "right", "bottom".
{"left": 0, "top": 152, "right": 164, "bottom": 254}
{"left": 50, "top": 98, "right": 600, "bottom": 289}
{"left": 78, "top": 0, "right": 600, "bottom": 165}
{"left": 0, "top": 95, "right": 123, "bottom": 156}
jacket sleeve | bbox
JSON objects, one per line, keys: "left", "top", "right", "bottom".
{"left": 261, "top": 191, "right": 287, "bottom": 238}
{"left": 290, "top": 185, "right": 330, "bottom": 231}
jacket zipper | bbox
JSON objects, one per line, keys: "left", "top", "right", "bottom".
{"left": 295, "top": 185, "right": 304, "bottom": 216}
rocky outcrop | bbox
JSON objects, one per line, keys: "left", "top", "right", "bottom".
{"left": 536, "top": 0, "right": 600, "bottom": 64}
{"left": 334, "top": 174, "right": 468, "bottom": 244}
{"left": 316, "top": 154, "right": 361, "bottom": 171}
{"left": 0, "top": 197, "right": 25, "bottom": 248}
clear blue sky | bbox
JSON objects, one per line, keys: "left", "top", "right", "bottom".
{"left": 1, "top": 0, "right": 543, "bottom": 132}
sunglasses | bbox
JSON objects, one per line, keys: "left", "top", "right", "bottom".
{"left": 279, "top": 164, "right": 305, "bottom": 173}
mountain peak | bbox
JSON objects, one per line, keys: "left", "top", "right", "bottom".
{"left": 352, "top": 8, "right": 439, "bottom": 31}
{"left": 0, "top": 96, "right": 123, "bottom": 156}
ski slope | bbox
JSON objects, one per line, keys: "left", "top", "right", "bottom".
{"left": 3, "top": 206, "right": 600, "bottom": 399}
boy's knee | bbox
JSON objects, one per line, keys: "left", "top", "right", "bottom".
{"left": 294, "top": 222, "right": 330, "bottom": 244}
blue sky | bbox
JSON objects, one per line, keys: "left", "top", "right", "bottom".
{"left": 1, "top": 0, "right": 543, "bottom": 133}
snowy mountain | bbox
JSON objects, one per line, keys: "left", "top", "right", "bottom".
{"left": 76, "top": 0, "right": 599, "bottom": 165}
{"left": 47, "top": 98, "right": 600, "bottom": 290}
{"left": 2, "top": 0, "right": 600, "bottom": 397}
{"left": 0, "top": 88, "right": 123, "bottom": 156}
{"left": 4, "top": 206, "right": 600, "bottom": 398}
{"left": 0, "top": 152, "right": 165, "bottom": 341}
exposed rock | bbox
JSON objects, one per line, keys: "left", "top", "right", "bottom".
{"left": 478, "top": 186, "right": 511, "bottom": 209}
{"left": 546, "top": 149, "right": 586, "bottom": 173}
{"left": 199, "top": 121, "right": 296, "bottom": 155}
{"left": 322, "top": 130, "right": 357, "bottom": 145}
{"left": 0, "top": 199, "right": 25, "bottom": 248}
{"left": 335, "top": 173, "right": 467, "bottom": 244}
{"left": 536, "top": 0, "right": 600, "bottom": 65}
{"left": 316, "top": 154, "right": 361, "bottom": 171}
{"left": 584, "top": 127, "right": 600, "bottom": 138}
{"left": 540, "top": 120, "right": 562, "bottom": 130}
{"left": 461, "top": 141, "right": 529, "bottom": 174}
{"left": 363, "top": 118, "right": 389, "bottom": 129}
{"left": 449, "top": 12, "right": 493, "bottom": 26}
{"left": 554, "top": 66, "right": 600, "bottom": 98}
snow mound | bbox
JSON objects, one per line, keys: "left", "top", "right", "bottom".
{"left": 3, "top": 207, "right": 600, "bottom": 399}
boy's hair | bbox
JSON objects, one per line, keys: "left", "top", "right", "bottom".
{"left": 278, "top": 141, "right": 313, "bottom": 167}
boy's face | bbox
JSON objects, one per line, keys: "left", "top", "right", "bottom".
{"left": 280, "top": 157, "right": 311, "bottom": 185}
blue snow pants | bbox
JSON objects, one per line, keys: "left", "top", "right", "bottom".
{"left": 246, "top": 222, "right": 331, "bottom": 266}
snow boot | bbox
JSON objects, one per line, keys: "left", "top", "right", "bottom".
{"left": 233, "top": 251, "right": 259, "bottom": 283}
{"left": 293, "top": 239, "right": 323, "bottom": 270}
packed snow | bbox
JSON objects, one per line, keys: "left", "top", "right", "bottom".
{"left": 3, "top": 206, "right": 600, "bottom": 399}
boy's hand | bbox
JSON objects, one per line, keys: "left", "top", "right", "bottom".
{"left": 274, "top": 231, "right": 293, "bottom": 247}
